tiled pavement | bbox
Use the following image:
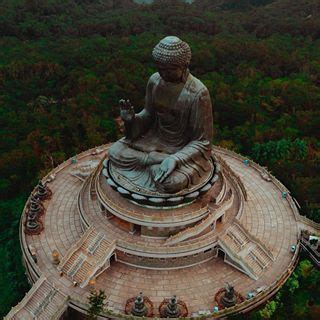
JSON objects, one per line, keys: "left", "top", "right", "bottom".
{"left": 23, "top": 147, "right": 300, "bottom": 315}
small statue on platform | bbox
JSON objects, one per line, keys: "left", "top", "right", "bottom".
{"left": 125, "top": 292, "right": 154, "bottom": 317}
{"left": 159, "top": 295, "right": 188, "bottom": 318}
{"left": 26, "top": 215, "right": 40, "bottom": 231}
{"left": 29, "top": 197, "right": 41, "bottom": 214}
{"left": 35, "top": 180, "right": 52, "bottom": 200}
{"left": 225, "top": 283, "right": 235, "bottom": 299}
{"left": 109, "top": 36, "right": 213, "bottom": 194}
{"left": 37, "top": 180, "right": 47, "bottom": 198}
{"left": 165, "top": 295, "right": 180, "bottom": 318}
{"left": 131, "top": 292, "right": 148, "bottom": 317}
{"left": 221, "top": 282, "right": 237, "bottom": 308}
{"left": 25, "top": 195, "right": 41, "bottom": 232}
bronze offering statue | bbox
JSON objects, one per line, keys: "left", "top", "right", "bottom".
{"left": 215, "top": 282, "right": 245, "bottom": 309}
{"left": 107, "top": 36, "right": 214, "bottom": 201}
{"left": 221, "top": 282, "right": 237, "bottom": 308}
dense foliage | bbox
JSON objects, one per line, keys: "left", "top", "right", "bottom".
{"left": 232, "top": 258, "right": 320, "bottom": 319}
{"left": 0, "top": 0, "right": 319, "bottom": 317}
{"left": 87, "top": 289, "right": 107, "bottom": 319}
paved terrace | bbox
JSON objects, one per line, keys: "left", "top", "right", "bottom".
{"left": 14, "top": 145, "right": 304, "bottom": 317}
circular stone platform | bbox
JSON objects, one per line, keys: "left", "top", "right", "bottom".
{"left": 104, "top": 156, "right": 218, "bottom": 207}
{"left": 12, "top": 144, "right": 303, "bottom": 319}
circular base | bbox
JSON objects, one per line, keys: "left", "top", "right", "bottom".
{"left": 16, "top": 144, "right": 302, "bottom": 319}
{"left": 24, "top": 220, "right": 43, "bottom": 235}
{"left": 36, "top": 188, "right": 52, "bottom": 201}
{"left": 27, "top": 206, "right": 45, "bottom": 217}
{"left": 159, "top": 299, "right": 188, "bottom": 318}
{"left": 125, "top": 296, "right": 154, "bottom": 317}
{"left": 96, "top": 161, "right": 226, "bottom": 231}
{"left": 215, "top": 288, "right": 245, "bottom": 309}
{"left": 103, "top": 156, "right": 219, "bottom": 208}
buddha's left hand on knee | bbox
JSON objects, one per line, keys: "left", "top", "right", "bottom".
{"left": 154, "top": 156, "right": 178, "bottom": 183}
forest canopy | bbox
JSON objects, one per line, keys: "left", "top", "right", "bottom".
{"left": 0, "top": 0, "right": 319, "bottom": 318}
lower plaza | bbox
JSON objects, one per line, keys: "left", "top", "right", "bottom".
{"left": 6, "top": 144, "right": 319, "bottom": 319}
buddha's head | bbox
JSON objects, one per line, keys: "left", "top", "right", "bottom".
{"left": 152, "top": 36, "right": 191, "bottom": 83}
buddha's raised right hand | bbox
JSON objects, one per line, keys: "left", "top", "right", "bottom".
{"left": 119, "top": 99, "right": 135, "bottom": 122}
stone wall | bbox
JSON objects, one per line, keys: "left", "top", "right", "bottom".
{"left": 141, "top": 224, "right": 193, "bottom": 237}
{"left": 116, "top": 248, "right": 217, "bottom": 269}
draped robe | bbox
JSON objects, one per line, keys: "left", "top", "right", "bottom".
{"left": 109, "top": 71, "right": 213, "bottom": 194}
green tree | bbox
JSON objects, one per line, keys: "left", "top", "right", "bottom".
{"left": 87, "top": 289, "right": 107, "bottom": 320}
{"left": 258, "top": 300, "right": 277, "bottom": 319}
{"left": 285, "top": 271, "right": 300, "bottom": 294}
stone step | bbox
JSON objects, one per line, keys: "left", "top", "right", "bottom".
{"left": 66, "top": 253, "right": 85, "bottom": 277}
{"left": 24, "top": 282, "right": 52, "bottom": 311}
{"left": 87, "top": 233, "right": 105, "bottom": 254}
{"left": 247, "top": 252, "right": 264, "bottom": 274}
{"left": 58, "top": 228, "right": 115, "bottom": 288}
{"left": 219, "top": 222, "right": 276, "bottom": 279}
{"left": 94, "top": 240, "right": 112, "bottom": 260}
{"left": 251, "top": 246, "right": 272, "bottom": 268}
{"left": 228, "top": 224, "right": 249, "bottom": 247}
{"left": 81, "top": 230, "right": 99, "bottom": 251}
{"left": 22, "top": 280, "right": 65, "bottom": 319}
{"left": 224, "top": 233, "right": 241, "bottom": 253}
{"left": 35, "top": 292, "right": 67, "bottom": 320}
{"left": 62, "top": 251, "right": 81, "bottom": 273}
{"left": 73, "top": 260, "right": 92, "bottom": 284}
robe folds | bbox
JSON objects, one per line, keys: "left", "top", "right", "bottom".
{"left": 109, "top": 71, "right": 213, "bottom": 194}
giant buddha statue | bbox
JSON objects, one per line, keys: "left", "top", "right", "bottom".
{"left": 108, "top": 36, "right": 214, "bottom": 197}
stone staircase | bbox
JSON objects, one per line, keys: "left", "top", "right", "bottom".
{"left": 86, "top": 233, "right": 105, "bottom": 254}
{"left": 220, "top": 222, "right": 274, "bottom": 279}
{"left": 225, "top": 224, "right": 250, "bottom": 251}
{"left": 5, "top": 276, "right": 67, "bottom": 320}
{"left": 64, "top": 252, "right": 86, "bottom": 277}
{"left": 164, "top": 209, "right": 211, "bottom": 246}
{"left": 73, "top": 260, "right": 92, "bottom": 284}
{"left": 246, "top": 245, "right": 274, "bottom": 275}
{"left": 94, "top": 238, "right": 113, "bottom": 260}
{"left": 81, "top": 229, "right": 99, "bottom": 251}
{"left": 165, "top": 191, "right": 234, "bottom": 246}
{"left": 58, "top": 227, "right": 116, "bottom": 288}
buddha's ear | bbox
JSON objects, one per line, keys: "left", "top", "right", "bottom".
{"left": 181, "top": 67, "right": 189, "bottom": 83}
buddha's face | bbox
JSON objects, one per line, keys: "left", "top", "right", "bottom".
{"left": 156, "top": 63, "right": 185, "bottom": 83}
